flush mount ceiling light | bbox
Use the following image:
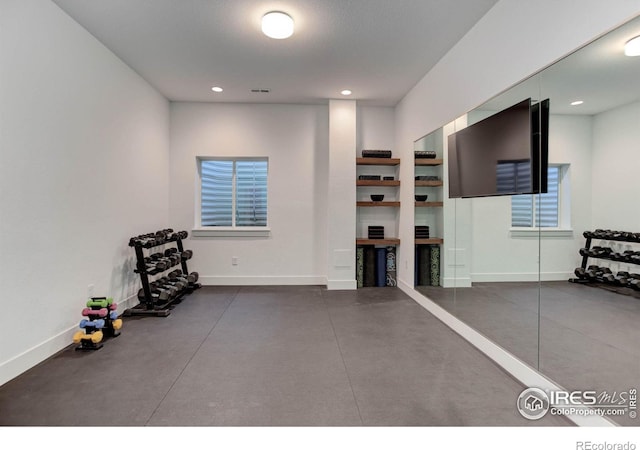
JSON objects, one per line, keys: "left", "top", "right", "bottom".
{"left": 211, "top": 86, "right": 223, "bottom": 92}
{"left": 261, "top": 11, "right": 294, "bottom": 39}
{"left": 570, "top": 100, "right": 584, "bottom": 106}
{"left": 624, "top": 35, "right": 640, "bottom": 56}
{"left": 341, "top": 89, "right": 352, "bottom": 96}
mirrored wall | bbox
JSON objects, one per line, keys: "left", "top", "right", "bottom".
{"left": 415, "top": 14, "right": 640, "bottom": 426}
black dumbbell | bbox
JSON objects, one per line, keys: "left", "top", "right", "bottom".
{"left": 181, "top": 250, "right": 193, "bottom": 261}
{"left": 150, "top": 281, "right": 179, "bottom": 298}
{"left": 138, "top": 287, "right": 171, "bottom": 303}
{"left": 574, "top": 267, "right": 588, "bottom": 279}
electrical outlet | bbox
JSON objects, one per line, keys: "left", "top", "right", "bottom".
{"left": 87, "top": 284, "right": 95, "bottom": 298}
{"left": 232, "top": 256, "right": 238, "bottom": 266}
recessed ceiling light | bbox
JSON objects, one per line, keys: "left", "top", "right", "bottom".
{"left": 624, "top": 35, "right": 640, "bottom": 56}
{"left": 211, "top": 86, "right": 223, "bottom": 93}
{"left": 570, "top": 100, "right": 584, "bottom": 106}
{"left": 341, "top": 90, "right": 352, "bottom": 96}
{"left": 261, "top": 12, "right": 294, "bottom": 39}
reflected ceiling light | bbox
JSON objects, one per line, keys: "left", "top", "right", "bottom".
{"left": 261, "top": 12, "right": 294, "bottom": 39}
{"left": 624, "top": 35, "right": 640, "bottom": 56}
{"left": 211, "top": 86, "right": 223, "bottom": 92}
{"left": 570, "top": 100, "right": 584, "bottom": 106}
{"left": 341, "top": 89, "right": 352, "bottom": 96}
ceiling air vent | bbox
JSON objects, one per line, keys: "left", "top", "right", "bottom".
{"left": 251, "top": 89, "right": 271, "bottom": 93}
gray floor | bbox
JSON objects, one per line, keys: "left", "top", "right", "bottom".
{"left": 0, "top": 286, "right": 570, "bottom": 426}
{"left": 418, "top": 281, "right": 640, "bottom": 426}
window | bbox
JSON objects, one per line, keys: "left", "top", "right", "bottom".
{"left": 196, "top": 158, "right": 268, "bottom": 234}
{"left": 511, "top": 165, "right": 569, "bottom": 230}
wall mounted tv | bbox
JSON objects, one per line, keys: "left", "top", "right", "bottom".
{"left": 447, "top": 98, "right": 549, "bottom": 198}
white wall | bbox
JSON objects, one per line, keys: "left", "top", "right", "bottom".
{"left": 356, "top": 107, "right": 398, "bottom": 241}
{"left": 395, "top": 0, "right": 640, "bottom": 289}
{"left": 169, "top": 102, "right": 329, "bottom": 285}
{"left": 592, "top": 101, "right": 640, "bottom": 230}
{"left": 470, "top": 114, "right": 594, "bottom": 281}
{"left": 590, "top": 101, "right": 640, "bottom": 275}
{"left": 0, "top": 0, "right": 170, "bottom": 385}
{"left": 327, "top": 100, "right": 357, "bottom": 289}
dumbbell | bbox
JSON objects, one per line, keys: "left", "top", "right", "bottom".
{"left": 170, "top": 231, "right": 188, "bottom": 240}
{"left": 82, "top": 307, "right": 108, "bottom": 317}
{"left": 181, "top": 250, "right": 193, "bottom": 261}
{"left": 150, "top": 281, "right": 180, "bottom": 297}
{"left": 137, "top": 288, "right": 169, "bottom": 303}
{"left": 590, "top": 246, "right": 613, "bottom": 257}
{"left": 109, "top": 311, "right": 118, "bottom": 320}
{"left": 87, "top": 298, "right": 110, "bottom": 308}
{"left": 613, "top": 271, "right": 630, "bottom": 286}
{"left": 164, "top": 248, "right": 178, "bottom": 257}
{"left": 157, "top": 276, "right": 187, "bottom": 291}
{"left": 111, "top": 319, "right": 123, "bottom": 330}
{"left": 169, "top": 269, "right": 199, "bottom": 284}
{"left": 574, "top": 267, "right": 588, "bottom": 279}
{"left": 73, "top": 330, "right": 104, "bottom": 344}
{"left": 79, "top": 319, "right": 105, "bottom": 329}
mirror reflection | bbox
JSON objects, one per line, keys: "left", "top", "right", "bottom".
{"left": 416, "top": 15, "right": 640, "bottom": 426}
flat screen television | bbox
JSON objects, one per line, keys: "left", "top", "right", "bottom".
{"left": 447, "top": 98, "right": 549, "bottom": 198}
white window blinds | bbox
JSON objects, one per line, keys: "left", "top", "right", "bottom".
{"left": 511, "top": 165, "right": 560, "bottom": 228}
{"left": 201, "top": 159, "right": 268, "bottom": 227}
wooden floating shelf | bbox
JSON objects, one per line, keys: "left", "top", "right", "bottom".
{"left": 356, "top": 158, "right": 400, "bottom": 166}
{"left": 415, "top": 159, "right": 443, "bottom": 166}
{"left": 415, "top": 238, "right": 444, "bottom": 245}
{"left": 356, "top": 238, "right": 401, "bottom": 245}
{"left": 357, "top": 180, "right": 400, "bottom": 187}
{"left": 357, "top": 201, "right": 401, "bottom": 207}
{"left": 415, "top": 201, "right": 443, "bottom": 207}
{"left": 415, "top": 180, "right": 443, "bottom": 187}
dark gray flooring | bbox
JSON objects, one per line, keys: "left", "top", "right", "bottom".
{"left": 0, "top": 286, "right": 570, "bottom": 426}
{"left": 418, "top": 281, "right": 640, "bottom": 426}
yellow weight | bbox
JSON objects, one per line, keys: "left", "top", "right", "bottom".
{"left": 72, "top": 331, "right": 84, "bottom": 344}
{"left": 90, "top": 330, "right": 104, "bottom": 343}
{"left": 74, "top": 330, "right": 104, "bottom": 344}
{"left": 112, "top": 319, "right": 123, "bottom": 330}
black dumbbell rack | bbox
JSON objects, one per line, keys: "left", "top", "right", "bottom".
{"left": 568, "top": 229, "right": 640, "bottom": 299}
{"left": 124, "top": 229, "right": 200, "bottom": 317}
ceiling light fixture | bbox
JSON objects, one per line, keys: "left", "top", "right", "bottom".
{"left": 570, "top": 100, "right": 584, "bottom": 106}
{"left": 341, "top": 89, "right": 352, "bottom": 96}
{"left": 624, "top": 35, "right": 640, "bottom": 56}
{"left": 211, "top": 86, "right": 223, "bottom": 92}
{"left": 261, "top": 12, "right": 294, "bottom": 39}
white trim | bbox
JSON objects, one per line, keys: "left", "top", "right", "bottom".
{"left": 192, "top": 227, "right": 271, "bottom": 237}
{"left": 397, "top": 279, "right": 616, "bottom": 427}
{"left": 471, "top": 271, "right": 572, "bottom": 282}
{"left": 510, "top": 228, "right": 574, "bottom": 238}
{"left": 442, "top": 276, "right": 472, "bottom": 288}
{"left": 0, "top": 294, "right": 138, "bottom": 387}
{"left": 201, "top": 275, "right": 326, "bottom": 286}
{"left": 327, "top": 279, "right": 358, "bottom": 290}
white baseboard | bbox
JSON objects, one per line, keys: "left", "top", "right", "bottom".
{"left": 201, "top": 275, "right": 327, "bottom": 286}
{"left": 0, "top": 293, "right": 138, "bottom": 388}
{"left": 471, "top": 272, "right": 572, "bottom": 283}
{"left": 442, "top": 276, "right": 472, "bottom": 288}
{"left": 326, "top": 279, "right": 357, "bottom": 290}
{"left": 397, "top": 279, "right": 615, "bottom": 427}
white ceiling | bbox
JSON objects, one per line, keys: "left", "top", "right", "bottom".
{"left": 478, "top": 14, "right": 640, "bottom": 116}
{"left": 51, "top": 0, "right": 498, "bottom": 106}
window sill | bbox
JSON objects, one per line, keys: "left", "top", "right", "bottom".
{"left": 510, "top": 228, "right": 574, "bottom": 238}
{"left": 192, "top": 227, "right": 271, "bottom": 237}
